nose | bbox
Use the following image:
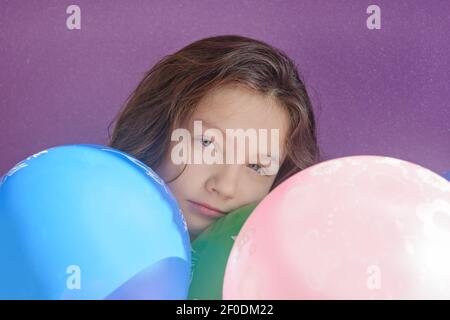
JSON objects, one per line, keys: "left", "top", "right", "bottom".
{"left": 205, "top": 164, "right": 240, "bottom": 200}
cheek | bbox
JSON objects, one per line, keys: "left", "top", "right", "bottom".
{"left": 254, "top": 180, "right": 274, "bottom": 198}
{"left": 155, "top": 152, "right": 185, "bottom": 182}
{"left": 163, "top": 164, "right": 206, "bottom": 199}
{"left": 239, "top": 175, "right": 275, "bottom": 202}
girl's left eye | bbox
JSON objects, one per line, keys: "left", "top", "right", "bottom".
{"left": 248, "top": 163, "right": 265, "bottom": 175}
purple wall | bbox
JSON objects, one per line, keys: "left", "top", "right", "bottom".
{"left": 1, "top": 0, "right": 449, "bottom": 176}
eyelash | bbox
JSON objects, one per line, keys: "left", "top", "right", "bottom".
{"left": 200, "top": 135, "right": 214, "bottom": 148}
{"left": 198, "top": 135, "right": 267, "bottom": 176}
{"left": 248, "top": 163, "right": 266, "bottom": 175}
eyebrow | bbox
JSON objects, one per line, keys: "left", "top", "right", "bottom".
{"left": 194, "top": 118, "right": 225, "bottom": 135}
{"left": 193, "top": 118, "right": 280, "bottom": 163}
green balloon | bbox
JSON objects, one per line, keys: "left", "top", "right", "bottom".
{"left": 188, "top": 202, "right": 258, "bottom": 300}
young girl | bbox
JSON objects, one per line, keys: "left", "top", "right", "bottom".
{"left": 108, "top": 35, "right": 319, "bottom": 240}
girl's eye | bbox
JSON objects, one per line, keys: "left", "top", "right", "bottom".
{"left": 201, "top": 136, "right": 213, "bottom": 147}
{"left": 248, "top": 163, "right": 266, "bottom": 175}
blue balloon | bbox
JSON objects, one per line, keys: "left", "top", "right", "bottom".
{"left": 443, "top": 171, "right": 450, "bottom": 181}
{"left": 0, "top": 144, "right": 191, "bottom": 299}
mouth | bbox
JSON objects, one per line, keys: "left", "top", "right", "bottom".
{"left": 187, "top": 200, "right": 226, "bottom": 218}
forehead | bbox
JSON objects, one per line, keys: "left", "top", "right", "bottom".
{"left": 190, "top": 83, "right": 290, "bottom": 138}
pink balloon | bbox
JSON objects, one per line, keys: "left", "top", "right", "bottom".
{"left": 223, "top": 156, "right": 450, "bottom": 299}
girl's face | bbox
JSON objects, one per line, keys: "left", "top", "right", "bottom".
{"left": 155, "top": 84, "right": 289, "bottom": 240}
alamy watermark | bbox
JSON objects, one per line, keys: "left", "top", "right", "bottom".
{"left": 170, "top": 120, "right": 280, "bottom": 176}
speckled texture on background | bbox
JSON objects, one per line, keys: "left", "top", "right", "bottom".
{"left": 0, "top": 0, "right": 449, "bottom": 175}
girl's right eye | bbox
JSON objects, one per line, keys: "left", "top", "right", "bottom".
{"left": 199, "top": 135, "right": 213, "bottom": 147}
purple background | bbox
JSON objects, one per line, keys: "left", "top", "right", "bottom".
{"left": 1, "top": 0, "right": 449, "bottom": 176}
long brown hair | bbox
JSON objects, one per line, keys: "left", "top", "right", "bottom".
{"left": 108, "top": 34, "right": 319, "bottom": 191}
